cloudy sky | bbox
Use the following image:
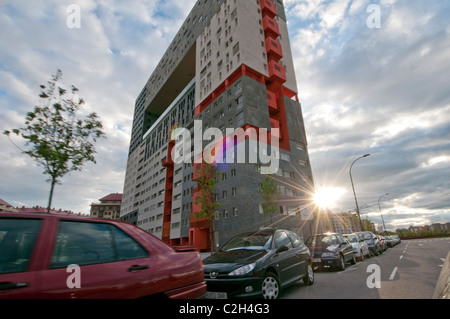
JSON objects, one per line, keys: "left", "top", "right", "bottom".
{"left": 1, "top": 0, "right": 449, "bottom": 231}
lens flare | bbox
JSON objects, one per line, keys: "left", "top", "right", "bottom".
{"left": 314, "top": 187, "right": 347, "bottom": 208}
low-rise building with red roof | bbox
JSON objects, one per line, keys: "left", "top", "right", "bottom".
{"left": 90, "top": 193, "right": 122, "bottom": 220}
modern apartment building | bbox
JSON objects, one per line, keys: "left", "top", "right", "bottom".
{"left": 121, "top": 0, "right": 317, "bottom": 250}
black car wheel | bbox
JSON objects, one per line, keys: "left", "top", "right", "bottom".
{"left": 303, "top": 263, "right": 314, "bottom": 286}
{"left": 261, "top": 272, "right": 280, "bottom": 299}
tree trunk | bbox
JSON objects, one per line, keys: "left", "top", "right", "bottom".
{"left": 209, "top": 218, "right": 215, "bottom": 256}
{"left": 47, "top": 177, "right": 56, "bottom": 214}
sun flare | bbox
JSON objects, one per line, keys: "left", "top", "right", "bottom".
{"left": 314, "top": 187, "right": 347, "bottom": 208}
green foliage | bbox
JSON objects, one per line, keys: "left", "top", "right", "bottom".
{"left": 258, "top": 176, "right": 281, "bottom": 223}
{"left": 3, "top": 69, "right": 105, "bottom": 212}
{"left": 194, "top": 161, "right": 221, "bottom": 220}
{"left": 193, "top": 161, "right": 221, "bottom": 253}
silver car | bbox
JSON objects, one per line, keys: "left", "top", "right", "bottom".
{"left": 343, "top": 233, "right": 371, "bottom": 261}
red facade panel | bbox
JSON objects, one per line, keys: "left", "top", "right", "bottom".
{"left": 268, "top": 60, "right": 287, "bottom": 84}
{"left": 265, "top": 37, "right": 283, "bottom": 62}
{"left": 260, "top": 0, "right": 277, "bottom": 19}
{"left": 263, "top": 15, "right": 280, "bottom": 38}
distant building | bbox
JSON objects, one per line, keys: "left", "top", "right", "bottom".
{"left": 90, "top": 193, "right": 122, "bottom": 220}
{"left": 0, "top": 199, "right": 17, "bottom": 213}
{"left": 327, "top": 212, "right": 361, "bottom": 234}
{"left": 16, "top": 205, "right": 78, "bottom": 215}
{"left": 119, "top": 210, "right": 139, "bottom": 226}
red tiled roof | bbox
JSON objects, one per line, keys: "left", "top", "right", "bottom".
{"left": 15, "top": 206, "right": 80, "bottom": 216}
{"left": 0, "top": 199, "right": 13, "bottom": 207}
{"left": 99, "top": 193, "right": 123, "bottom": 202}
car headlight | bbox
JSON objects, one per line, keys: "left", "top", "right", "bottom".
{"left": 228, "top": 263, "right": 256, "bottom": 276}
{"left": 322, "top": 252, "right": 337, "bottom": 258}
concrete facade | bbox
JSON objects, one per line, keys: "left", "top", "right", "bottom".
{"left": 121, "top": 0, "right": 317, "bottom": 250}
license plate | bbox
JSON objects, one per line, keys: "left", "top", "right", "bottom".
{"left": 313, "top": 258, "right": 321, "bottom": 263}
{"left": 205, "top": 292, "right": 227, "bottom": 299}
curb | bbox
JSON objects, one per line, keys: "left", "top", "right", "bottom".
{"left": 433, "top": 251, "right": 450, "bottom": 299}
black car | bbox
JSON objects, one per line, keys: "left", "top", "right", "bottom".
{"left": 202, "top": 228, "right": 314, "bottom": 299}
{"left": 305, "top": 233, "right": 356, "bottom": 271}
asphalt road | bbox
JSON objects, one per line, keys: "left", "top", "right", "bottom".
{"left": 280, "top": 238, "right": 450, "bottom": 299}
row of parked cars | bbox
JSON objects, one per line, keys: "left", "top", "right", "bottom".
{"left": 202, "top": 229, "right": 402, "bottom": 299}
{"left": 0, "top": 212, "right": 401, "bottom": 300}
{"left": 305, "top": 231, "right": 401, "bottom": 272}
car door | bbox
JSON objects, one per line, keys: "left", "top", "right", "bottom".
{"left": 338, "top": 235, "right": 353, "bottom": 262}
{"left": 0, "top": 217, "right": 43, "bottom": 299}
{"left": 286, "top": 231, "right": 310, "bottom": 277}
{"left": 271, "top": 230, "right": 299, "bottom": 285}
{"left": 37, "top": 220, "right": 154, "bottom": 299}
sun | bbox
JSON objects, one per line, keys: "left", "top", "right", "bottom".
{"left": 314, "top": 187, "right": 347, "bottom": 209}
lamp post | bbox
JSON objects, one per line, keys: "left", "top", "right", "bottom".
{"left": 378, "top": 193, "right": 389, "bottom": 234}
{"left": 349, "top": 154, "right": 370, "bottom": 231}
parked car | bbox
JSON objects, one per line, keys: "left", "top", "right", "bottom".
{"left": 343, "top": 233, "right": 371, "bottom": 261}
{"left": 376, "top": 235, "right": 387, "bottom": 251}
{"left": 305, "top": 233, "right": 356, "bottom": 271}
{"left": 0, "top": 213, "right": 206, "bottom": 299}
{"left": 391, "top": 234, "right": 401, "bottom": 246}
{"left": 384, "top": 236, "right": 394, "bottom": 248}
{"left": 202, "top": 228, "right": 314, "bottom": 299}
{"left": 356, "top": 231, "right": 382, "bottom": 256}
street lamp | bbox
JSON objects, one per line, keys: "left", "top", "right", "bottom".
{"left": 349, "top": 154, "right": 370, "bottom": 231}
{"left": 378, "top": 193, "right": 390, "bottom": 234}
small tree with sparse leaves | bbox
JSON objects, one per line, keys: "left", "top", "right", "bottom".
{"left": 3, "top": 69, "right": 105, "bottom": 213}
{"left": 259, "top": 176, "right": 281, "bottom": 225}
{"left": 194, "top": 160, "right": 221, "bottom": 254}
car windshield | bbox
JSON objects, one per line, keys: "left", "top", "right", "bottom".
{"left": 221, "top": 231, "right": 273, "bottom": 252}
{"left": 305, "top": 234, "right": 338, "bottom": 246}
{"left": 359, "top": 232, "right": 373, "bottom": 240}
{"left": 345, "top": 234, "right": 358, "bottom": 243}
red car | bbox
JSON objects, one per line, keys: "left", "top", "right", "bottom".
{"left": 0, "top": 213, "right": 206, "bottom": 299}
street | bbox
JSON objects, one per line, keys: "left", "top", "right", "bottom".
{"left": 280, "top": 238, "right": 450, "bottom": 299}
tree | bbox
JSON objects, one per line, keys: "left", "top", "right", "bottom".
{"left": 3, "top": 69, "right": 105, "bottom": 213}
{"left": 258, "top": 176, "right": 281, "bottom": 225}
{"left": 193, "top": 161, "right": 221, "bottom": 254}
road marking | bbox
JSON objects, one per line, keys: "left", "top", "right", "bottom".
{"left": 399, "top": 255, "right": 403, "bottom": 260}
{"left": 389, "top": 267, "right": 398, "bottom": 280}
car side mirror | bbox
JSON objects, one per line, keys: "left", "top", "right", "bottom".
{"left": 276, "top": 245, "right": 289, "bottom": 253}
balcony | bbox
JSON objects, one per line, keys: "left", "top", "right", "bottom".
{"left": 265, "top": 37, "right": 283, "bottom": 62}
{"left": 268, "top": 60, "right": 287, "bottom": 84}
{"left": 267, "top": 90, "right": 278, "bottom": 114}
{"left": 260, "top": 0, "right": 277, "bottom": 19}
{"left": 270, "top": 118, "right": 281, "bottom": 139}
{"left": 263, "top": 16, "right": 280, "bottom": 39}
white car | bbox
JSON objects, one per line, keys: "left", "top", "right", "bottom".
{"left": 343, "top": 233, "right": 371, "bottom": 261}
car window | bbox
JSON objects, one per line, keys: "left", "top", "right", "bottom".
{"left": 51, "top": 221, "right": 148, "bottom": 268}
{"left": 286, "top": 231, "right": 302, "bottom": 248}
{"left": 0, "top": 218, "right": 42, "bottom": 274}
{"left": 274, "top": 231, "right": 293, "bottom": 249}
{"left": 112, "top": 226, "right": 148, "bottom": 260}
